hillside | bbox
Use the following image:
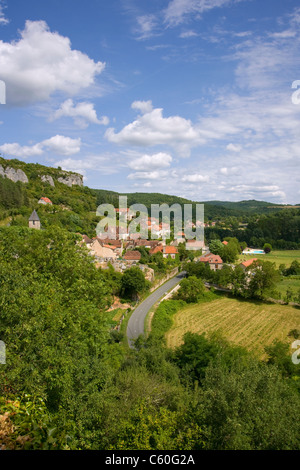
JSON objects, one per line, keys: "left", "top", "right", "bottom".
{"left": 203, "top": 199, "right": 299, "bottom": 214}
{"left": 0, "top": 157, "right": 299, "bottom": 238}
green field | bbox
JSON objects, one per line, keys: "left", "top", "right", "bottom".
{"left": 239, "top": 250, "right": 300, "bottom": 299}
{"left": 165, "top": 296, "right": 300, "bottom": 357}
{"left": 239, "top": 250, "right": 300, "bottom": 267}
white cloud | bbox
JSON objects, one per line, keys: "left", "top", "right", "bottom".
{"left": 105, "top": 101, "right": 204, "bottom": 157}
{"left": 131, "top": 100, "right": 153, "bottom": 114}
{"left": 179, "top": 30, "right": 198, "bottom": 38}
{"left": 0, "top": 20, "right": 105, "bottom": 106}
{"left": 163, "top": 0, "right": 239, "bottom": 26}
{"left": 42, "top": 135, "right": 81, "bottom": 156}
{"left": 0, "top": 2, "right": 8, "bottom": 25}
{"left": 55, "top": 155, "right": 121, "bottom": 177}
{"left": 226, "top": 143, "right": 242, "bottom": 152}
{"left": 50, "top": 99, "right": 109, "bottom": 128}
{"left": 220, "top": 167, "right": 239, "bottom": 176}
{"left": 0, "top": 142, "right": 43, "bottom": 158}
{"left": 0, "top": 135, "right": 81, "bottom": 158}
{"left": 128, "top": 152, "right": 172, "bottom": 171}
{"left": 128, "top": 170, "right": 169, "bottom": 180}
{"left": 182, "top": 173, "right": 209, "bottom": 183}
{"left": 135, "top": 14, "right": 158, "bottom": 39}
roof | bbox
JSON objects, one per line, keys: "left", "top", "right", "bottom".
{"left": 222, "top": 240, "right": 228, "bottom": 245}
{"left": 124, "top": 250, "right": 141, "bottom": 260}
{"left": 29, "top": 210, "right": 40, "bottom": 222}
{"left": 150, "top": 245, "right": 164, "bottom": 255}
{"left": 82, "top": 234, "right": 93, "bottom": 244}
{"left": 164, "top": 246, "right": 178, "bottom": 254}
{"left": 199, "top": 253, "right": 223, "bottom": 264}
{"left": 241, "top": 258, "right": 258, "bottom": 268}
{"left": 39, "top": 197, "right": 53, "bottom": 204}
{"left": 103, "top": 244, "right": 116, "bottom": 250}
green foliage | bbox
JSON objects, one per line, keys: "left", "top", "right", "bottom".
{"left": 200, "top": 358, "right": 300, "bottom": 450}
{"left": 0, "top": 395, "right": 70, "bottom": 450}
{"left": 0, "top": 226, "right": 120, "bottom": 444}
{"left": 263, "top": 242, "right": 272, "bottom": 253}
{"left": 150, "top": 300, "right": 186, "bottom": 341}
{"left": 121, "top": 266, "right": 150, "bottom": 299}
{"left": 175, "top": 276, "right": 206, "bottom": 303}
{"left": 209, "top": 239, "right": 224, "bottom": 255}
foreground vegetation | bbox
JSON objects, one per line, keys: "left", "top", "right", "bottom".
{"left": 0, "top": 226, "right": 299, "bottom": 450}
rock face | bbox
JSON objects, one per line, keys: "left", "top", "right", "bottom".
{"left": 0, "top": 164, "right": 28, "bottom": 183}
{"left": 40, "top": 175, "right": 55, "bottom": 187}
{"left": 57, "top": 173, "right": 83, "bottom": 187}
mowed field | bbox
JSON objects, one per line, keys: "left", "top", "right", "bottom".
{"left": 165, "top": 296, "right": 300, "bottom": 357}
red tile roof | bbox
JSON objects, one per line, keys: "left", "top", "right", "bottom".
{"left": 150, "top": 245, "right": 163, "bottom": 255}
{"left": 164, "top": 246, "right": 178, "bottom": 254}
{"left": 124, "top": 250, "right": 141, "bottom": 260}
{"left": 241, "top": 258, "right": 258, "bottom": 268}
{"left": 40, "top": 197, "right": 52, "bottom": 204}
{"left": 199, "top": 253, "right": 223, "bottom": 264}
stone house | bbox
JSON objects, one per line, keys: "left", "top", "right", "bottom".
{"left": 28, "top": 210, "right": 41, "bottom": 230}
{"left": 163, "top": 246, "right": 178, "bottom": 259}
{"left": 199, "top": 253, "right": 223, "bottom": 271}
{"left": 89, "top": 238, "right": 117, "bottom": 261}
{"left": 123, "top": 250, "right": 141, "bottom": 263}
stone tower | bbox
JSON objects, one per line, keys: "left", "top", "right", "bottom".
{"left": 28, "top": 210, "right": 41, "bottom": 230}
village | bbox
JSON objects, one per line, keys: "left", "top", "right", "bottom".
{"left": 28, "top": 197, "right": 261, "bottom": 285}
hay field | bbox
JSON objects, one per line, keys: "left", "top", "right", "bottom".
{"left": 165, "top": 296, "right": 300, "bottom": 357}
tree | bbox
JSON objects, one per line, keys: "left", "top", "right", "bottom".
{"left": 121, "top": 266, "right": 150, "bottom": 299}
{"left": 175, "top": 276, "right": 205, "bottom": 303}
{"left": 248, "top": 260, "right": 280, "bottom": 299}
{"left": 263, "top": 243, "right": 272, "bottom": 253}
{"left": 209, "top": 239, "right": 224, "bottom": 256}
{"left": 200, "top": 358, "right": 300, "bottom": 450}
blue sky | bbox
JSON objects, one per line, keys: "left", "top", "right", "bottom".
{"left": 0, "top": 0, "right": 300, "bottom": 203}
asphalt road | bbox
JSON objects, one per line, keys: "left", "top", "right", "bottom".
{"left": 127, "top": 271, "right": 186, "bottom": 348}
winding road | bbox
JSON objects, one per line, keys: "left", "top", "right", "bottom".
{"left": 127, "top": 271, "right": 186, "bottom": 348}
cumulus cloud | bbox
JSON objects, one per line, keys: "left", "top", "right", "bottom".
{"left": 50, "top": 99, "right": 109, "bottom": 128}
{"left": 0, "top": 135, "right": 81, "bottom": 158}
{"left": 131, "top": 100, "right": 153, "bottom": 114}
{"left": 128, "top": 152, "right": 172, "bottom": 171}
{"left": 42, "top": 135, "right": 81, "bottom": 156}
{"left": 0, "top": 20, "right": 105, "bottom": 106}
{"left": 105, "top": 101, "right": 204, "bottom": 157}
{"left": 0, "top": 142, "right": 43, "bottom": 158}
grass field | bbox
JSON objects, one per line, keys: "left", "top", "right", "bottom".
{"left": 165, "top": 295, "right": 300, "bottom": 357}
{"left": 239, "top": 250, "right": 300, "bottom": 299}
{"left": 239, "top": 250, "right": 300, "bottom": 267}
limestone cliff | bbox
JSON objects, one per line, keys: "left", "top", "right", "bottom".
{"left": 0, "top": 164, "right": 28, "bottom": 184}
{"left": 57, "top": 173, "right": 83, "bottom": 187}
